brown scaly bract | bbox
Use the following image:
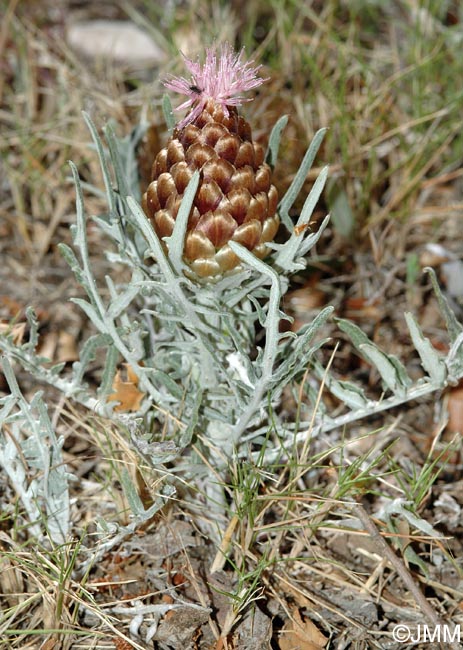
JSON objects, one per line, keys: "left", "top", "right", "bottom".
{"left": 142, "top": 43, "right": 279, "bottom": 279}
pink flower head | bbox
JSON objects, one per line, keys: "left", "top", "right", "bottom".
{"left": 163, "top": 43, "right": 268, "bottom": 129}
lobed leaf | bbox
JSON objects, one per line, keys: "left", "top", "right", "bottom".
{"left": 404, "top": 311, "right": 447, "bottom": 385}
{"left": 360, "top": 343, "right": 411, "bottom": 396}
{"left": 426, "top": 267, "right": 463, "bottom": 343}
{"left": 274, "top": 166, "right": 329, "bottom": 273}
{"left": 278, "top": 127, "right": 327, "bottom": 231}
{"left": 82, "top": 111, "right": 117, "bottom": 216}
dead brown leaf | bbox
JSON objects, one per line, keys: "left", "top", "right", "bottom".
{"left": 35, "top": 329, "right": 79, "bottom": 363}
{"left": 56, "top": 330, "right": 79, "bottom": 362}
{"left": 343, "top": 296, "right": 384, "bottom": 322}
{"left": 278, "top": 609, "right": 327, "bottom": 650}
{"left": 0, "top": 295, "right": 25, "bottom": 319}
{"left": 0, "top": 321, "right": 25, "bottom": 345}
{"left": 39, "top": 639, "right": 58, "bottom": 650}
{"left": 447, "top": 380, "right": 463, "bottom": 434}
{"left": 111, "top": 637, "right": 133, "bottom": 650}
{"left": 0, "top": 552, "right": 24, "bottom": 608}
{"left": 37, "top": 330, "right": 58, "bottom": 361}
{"left": 286, "top": 278, "right": 327, "bottom": 332}
{"left": 108, "top": 363, "right": 145, "bottom": 412}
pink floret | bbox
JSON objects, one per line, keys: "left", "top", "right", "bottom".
{"left": 163, "top": 43, "right": 268, "bottom": 128}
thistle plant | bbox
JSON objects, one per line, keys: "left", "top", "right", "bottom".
{"left": 1, "top": 42, "right": 463, "bottom": 483}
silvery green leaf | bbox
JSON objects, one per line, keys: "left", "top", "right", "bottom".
{"left": 278, "top": 127, "right": 327, "bottom": 231}
{"left": 292, "top": 165, "right": 328, "bottom": 226}
{"left": 127, "top": 196, "right": 174, "bottom": 280}
{"left": 202, "top": 405, "right": 234, "bottom": 424}
{"left": 92, "top": 215, "right": 125, "bottom": 244}
{"left": 70, "top": 298, "right": 105, "bottom": 330}
{"left": 72, "top": 333, "right": 112, "bottom": 385}
{"left": 162, "top": 93, "right": 175, "bottom": 133}
{"left": 69, "top": 161, "right": 88, "bottom": 251}
{"left": 213, "top": 269, "right": 252, "bottom": 295}
{"left": 381, "top": 498, "right": 442, "bottom": 538}
{"left": 120, "top": 467, "right": 175, "bottom": 522}
{"left": 126, "top": 326, "right": 146, "bottom": 362}
{"left": 227, "top": 243, "right": 282, "bottom": 443}
{"left": 274, "top": 166, "right": 329, "bottom": 273}
{"left": 105, "top": 122, "right": 130, "bottom": 202}
{"left": 106, "top": 277, "right": 142, "bottom": 319}
{"left": 447, "top": 333, "right": 463, "bottom": 379}
{"left": 404, "top": 311, "right": 447, "bottom": 385}
{"left": 0, "top": 358, "right": 70, "bottom": 544}
{"left": 115, "top": 122, "right": 146, "bottom": 200}
{"left": 296, "top": 214, "right": 330, "bottom": 258}
{"left": 388, "top": 354, "right": 412, "bottom": 388}
{"left": 49, "top": 362, "right": 66, "bottom": 376}
{"left": 248, "top": 295, "right": 268, "bottom": 327}
{"left": 25, "top": 307, "right": 40, "bottom": 350}
{"left": 425, "top": 266, "right": 463, "bottom": 343}
{"left": 133, "top": 436, "right": 180, "bottom": 464}
{"left": 119, "top": 416, "right": 179, "bottom": 463}
{"left": 266, "top": 115, "right": 288, "bottom": 169}
{"left": 402, "top": 545, "right": 429, "bottom": 575}
{"left": 82, "top": 111, "right": 117, "bottom": 215}
{"left": 227, "top": 351, "right": 255, "bottom": 389}
{"left": 225, "top": 323, "right": 257, "bottom": 385}
{"left": 0, "top": 429, "right": 42, "bottom": 539}
{"left": 36, "top": 399, "right": 70, "bottom": 544}
{"left": 58, "top": 243, "right": 86, "bottom": 287}
{"left": 179, "top": 389, "right": 202, "bottom": 447}
{"left": 336, "top": 317, "right": 371, "bottom": 350}
{"left": 236, "top": 253, "right": 280, "bottom": 351}
{"left": 121, "top": 467, "right": 145, "bottom": 517}
{"left": 166, "top": 171, "right": 200, "bottom": 274}
{"left": 272, "top": 307, "right": 333, "bottom": 386}
{"left": 141, "top": 308, "right": 187, "bottom": 322}
{"left": 144, "top": 369, "right": 184, "bottom": 399}
{"left": 97, "top": 344, "right": 119, "bottom": 399}
{"left": 360, "top": 343, "right": 411, "bottom": 395}
{"left": 0, "top": 394, "right": 16, "bottom": 421}
{"left": 76, "top": 181, "right": 107, "bottom": 201}
{"left": 326, "top": 378, "right": 370, "bottom": 410}
{"left": 274, "top": 340, "right": 328, "bottom": 395}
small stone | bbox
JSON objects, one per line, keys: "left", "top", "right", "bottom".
{"left": 66, "top": 20, "right": 166, "bottom": 65}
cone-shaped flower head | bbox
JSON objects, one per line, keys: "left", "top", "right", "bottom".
{"left": 142, "top": 43, "right": 279, "bottom": 279}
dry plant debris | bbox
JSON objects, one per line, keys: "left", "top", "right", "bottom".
{"left": 109, "top": 364, "right": 146, "bottom": 413}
